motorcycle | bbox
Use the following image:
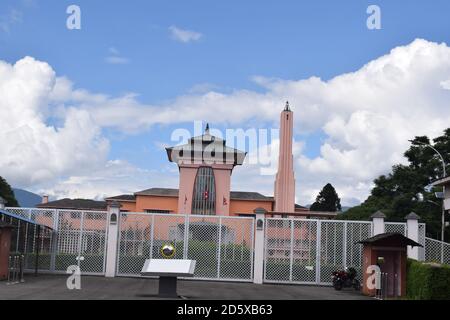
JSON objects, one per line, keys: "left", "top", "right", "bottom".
{"left": 331, "top": 267, "right": 361, "bottom": 291}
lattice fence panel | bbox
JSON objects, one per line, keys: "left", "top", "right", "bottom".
{"left": 385, "top": 222, "right": 407, "bottom": 235}
{"left": 186, "top": 215, "right": 221, "bottom": 279}
{"left": 320, "top": 221, "right": 345, "bottom": 283}
{"left": 80, "top": 211, "right": 107, "bottom": 274}
{"left": 55, "top": 210, "right": 83, "bottom": 272}
{"left": 219, "top": 217, "right": 254, "bottom": 280}
{"left": 345, "top": 222, "right": 372, "bottom": 282}
{"left": 152, "top": 214, "right": 186, "bottom": 260}
{"left": 117, "top": 213, "right": 152, "bottom": 276}
{"left": 116, "top": 213, "right": 254, "bottom": 281}
{"left": 264, "top": 219, "right": 292, "bottom": 282}
{"left": 291, "top": 220, "right": 317, "bottom": 283}
{"left": 424, "top": 237, "right": 450, "bottom": 265}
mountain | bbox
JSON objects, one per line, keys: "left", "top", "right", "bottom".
{"left": 12, "top": 188, "right": 42, "bottom": 208}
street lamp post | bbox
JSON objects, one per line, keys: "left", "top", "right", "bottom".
{"left": 410, "top": 140, "right": 447, "bottom": 245}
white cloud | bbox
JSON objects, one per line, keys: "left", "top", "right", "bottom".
{"left": 36, "top": 160, "right": 178, "bottom": 200}
{"left": 169, "top": 25, "right": 202, "bottom": 43}
{"left": 0, "top": 8, "right": 22, "bottom": 33}
{"left": 2, "top": 39, "right": 450, "bottom": 206}
{"left": 105, "top": 56, "right": 129, "bottom": 65}
{"left": 441, "top": 79, "right": 450, "bottom": 90}
{"left": 0, "top": 57, "right": 109, "bottom": 188}
{"left": 105, "top": 47, "right": 130, "bottom": 65}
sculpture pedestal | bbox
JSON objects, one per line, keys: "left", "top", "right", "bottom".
{"left": 141, "top": 259, "right": 196, "bottom": 299}
{"left": 158, "top": 276, "right": 178, "bottom": 298}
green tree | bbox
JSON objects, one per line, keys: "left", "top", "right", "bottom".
{"left": 0, "top": 176, "right": 19, "bottom": 207}
{"left": 310, "top": 183, "right": 342, "bottom": 212}
{"left": 344, "top": 129, "right": 450, "bottom": 240}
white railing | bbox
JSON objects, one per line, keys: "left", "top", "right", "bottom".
{"left": 3, "top": 207, "right": 108, "bottom": 275}
{"left": 116, "top": 212, "right": 255, "bottom": 282}
{"left": 264, "top": 218, "right": 373, "bottom": 285}
{"left": 424, "top": 237, "right": 450, "bottom": 265}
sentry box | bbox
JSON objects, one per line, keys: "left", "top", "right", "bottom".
{"left": 141, "top": 259, "right": 196, "bottom": 298}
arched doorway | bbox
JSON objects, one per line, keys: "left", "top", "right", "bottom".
{"left": 192, "top": 167, "right": 216, "bottom": 215}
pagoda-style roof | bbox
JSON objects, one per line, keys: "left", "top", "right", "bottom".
{"left": 166, "top": 124, "right": 247, "bottom": 166}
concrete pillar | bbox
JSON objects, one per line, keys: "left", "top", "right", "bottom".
{"left": 370, "top": 211, "right": 386, "bottom": 235}
{"left": 405, "top": 212, "right": 420, "bottom": 260}
{"left": 105, "top": 201, "right": 121, "bottom": 277}
{"left": 0, "top": 197, "right": 5, "bottom": 210}
{"left": 253, "top": 207, "right": 266, "bottom": 284}
{"left": 444, "top": 186, "right": 450, "bottom": 210}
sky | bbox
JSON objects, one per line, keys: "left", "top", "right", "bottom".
{"left": 1, "top": 0, "right": 450, "bottom": 206}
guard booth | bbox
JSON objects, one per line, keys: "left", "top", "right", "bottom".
{"left": 0, "top": 208, "right": 54, "bottom": 279}
{"left": 0, "top": 221, "right": 15, "bottom": 280}
{"left": 359, "top": 233, "right": 422, "bottom": 298}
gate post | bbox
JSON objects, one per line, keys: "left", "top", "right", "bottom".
{"left": 105, "top": 201, "right": 121, "bottom": 277}
{"left": 50, "top": 210, "right": 59, "bottom": 272}
{"left": 371, "top": 211, "right": 386, "bottom": 236}
{"left": 253, "top": 208, "right": 266, "bottom": 284}
{"left": 405, "top": 212, "right": 420, "bottom": 260}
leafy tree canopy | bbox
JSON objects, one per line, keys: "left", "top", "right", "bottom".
{"left": 0, "top": 176, "right": 19, "bottom": 207}
{"left": 310, "top": 183, "right": 342, "bottom": 212}
{"left": 344, "top": 128, "right": 450, "bottom": 240}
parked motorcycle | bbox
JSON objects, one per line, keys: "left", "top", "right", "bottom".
{"left": 331, "top": 267, "right": 361, "bottom": 291}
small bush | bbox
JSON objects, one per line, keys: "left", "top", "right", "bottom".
{"left": 407, "top": 259, "right": 450, "bottom": 300}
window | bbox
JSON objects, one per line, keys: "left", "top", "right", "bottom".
{"left": 192, "top": 167, "right": 216, "bottom": 215}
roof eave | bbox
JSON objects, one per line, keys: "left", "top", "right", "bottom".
{"left": 431, "top": 176, "right": 450, "bottom": 187}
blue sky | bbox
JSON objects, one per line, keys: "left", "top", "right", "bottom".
{"left": 1, "top": 0, "right": 450, "bottom": 205}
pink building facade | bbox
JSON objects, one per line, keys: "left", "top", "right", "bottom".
{"left": 166, "top": 125, "right": 247, "bottom": 216}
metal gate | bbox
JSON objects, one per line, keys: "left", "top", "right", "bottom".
{"left": 54, "top": 210, "right": 108, "bottom": 275}
{"left": 264, "top": 218, "right": 373, "bottom": 285}
{"left": 4, "top": 208, "right": 108, "bottom": 275}
{"left": 116, "top": 212, "right": 255, "bottom": 282}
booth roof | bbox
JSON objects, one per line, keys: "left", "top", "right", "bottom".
{"left": 0, "top": 209, "right": 53, "bottom": 230}
{"left": 358, "top": 232, "right": 422, "bottom": 247}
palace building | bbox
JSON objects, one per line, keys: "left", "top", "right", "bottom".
{"left": 39, "top": 102, "right": 337, "bottom": 219}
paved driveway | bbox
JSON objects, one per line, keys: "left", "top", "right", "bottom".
{"left": 0, "top": 275, "right": 372, "bottom": 300}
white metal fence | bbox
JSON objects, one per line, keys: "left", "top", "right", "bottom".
{"left": 4, "top": 207, "right": 447, "bottom": 283}
{"left": 264, "top": 219, "right": 373, "bottom": 285}
{"left": 116, "top": 212, "right": 255, "bottom": 282}
{"left": 4, "top": 207, "right": 108, "bottom": 275}
{"left": 385, "top": 222, "right": 407, "bottom": 235}
{"left": 384, "top": 222, "right": 426, "bottom": 260}
{"left": 424, "top": 237, "right": 450, "bottom": 265}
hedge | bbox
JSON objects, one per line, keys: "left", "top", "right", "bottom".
{"left": 407, "top": 259, "right": 450, "bottom": 300}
